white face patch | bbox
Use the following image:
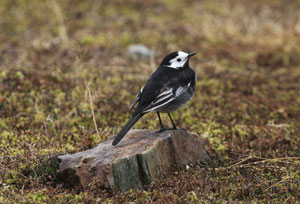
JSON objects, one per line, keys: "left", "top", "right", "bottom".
{"left": 168, "top": 51, "right": 189, "bottom": 69}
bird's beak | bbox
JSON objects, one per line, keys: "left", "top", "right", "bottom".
{"left": 188, "top": 52, "right": 197, "bottom": 58}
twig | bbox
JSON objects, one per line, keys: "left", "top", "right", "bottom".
{"left": 228, "top": 157, "right": 300, "bottom": 169}
{"left": 241, "top": 157, "right": 300, "bottom": 167}
{"left": 227, "top": 156, "right": 254, "bottom": 168}
{"left": 263, "top": 176, "right": 290, "bottom": 192}
{"left": 87, "top": 85, "right": 101, "bottom": 141}
{"left": 267, "top": 120, "right": 290, "bottom": 128}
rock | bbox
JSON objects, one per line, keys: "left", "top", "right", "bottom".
{"left": 57, "top": 129, "right": 210, "bottom": 192}
{"left": 128, "top": 44, "right": 154, "bottom": 59}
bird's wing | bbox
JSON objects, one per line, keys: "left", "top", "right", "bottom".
{"left": 142, "top": 86, "right": 175, "bottom": 113}
{"left": 132, "top": 66, "right": 194, "bottom": 115}
{"left": 130, "top": 85, "right": 144, "bottom": 110}
{"left": 143, "top": 82, "right": 191, "bottom": 113}
{"left": 129, "top": 66, "right": 171, "bottom": 111}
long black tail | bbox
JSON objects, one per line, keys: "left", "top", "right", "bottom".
{"left": 112, "top": 113, "right": 143, "bottom": 146}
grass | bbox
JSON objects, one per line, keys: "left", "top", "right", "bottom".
{"left": 0, "top": 0, "right": 300, "bottom": 203}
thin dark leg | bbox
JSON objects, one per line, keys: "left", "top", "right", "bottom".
{"left": 168, "top": 113, "right": 177, "bottom": 129}
{"left": 157, "top": 112, "right": 164, "bottom": 129}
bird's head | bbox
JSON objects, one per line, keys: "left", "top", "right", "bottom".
{"left": 160, "top": 51, "right": 196, "bottom": 69}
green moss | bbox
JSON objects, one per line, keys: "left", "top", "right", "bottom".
{"left": 81, "top": 34, "right": 109, "bottom": 46}
{"left": 1, "top": 0, "right": 300, "bottom": 202}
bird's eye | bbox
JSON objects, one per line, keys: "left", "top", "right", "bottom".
{"left": 177, "top": 58, "right": 181, "bottom": 62}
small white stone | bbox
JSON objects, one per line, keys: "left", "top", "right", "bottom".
{"left": 186, "top": 164, "right": 190, "bottom": 170}
{"left": 128, "top": 44, "right": 154, "bottom": 59}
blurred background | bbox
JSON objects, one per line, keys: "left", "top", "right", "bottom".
{"left": 1, "top": 0, "right": 300, "bottom": 203}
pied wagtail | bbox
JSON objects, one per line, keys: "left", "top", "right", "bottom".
{"left": 112, "top": 51, "right": 197, "bottom": 146}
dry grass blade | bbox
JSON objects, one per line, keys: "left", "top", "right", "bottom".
{"left": 87, "top": 85, "right": 101, "bottom": 141}
{"left": 227, "top": 156, "right": 255, "bottom": 169}
{"left": 263, "top": 176, "right": 290, "bottom": 192}
{"left": 228, "top": 157, "right": 300, "bottom": 169}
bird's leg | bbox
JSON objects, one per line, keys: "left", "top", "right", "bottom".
{"left": 157, "top": 112, "right": 165, "bottom": 131}
{"left": 167, "top": 113, "right": 177, "bottom": 130}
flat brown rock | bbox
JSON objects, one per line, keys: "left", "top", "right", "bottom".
{"left": 57, "top": 129, "right": 210, "bottom": 192}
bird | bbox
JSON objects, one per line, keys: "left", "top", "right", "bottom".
{"left": 112, "top": 51, "right": 197, "bottom": 146}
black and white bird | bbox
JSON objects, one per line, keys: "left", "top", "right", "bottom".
{"left": 112, "top": 51, "right": 197, "bottom": 146}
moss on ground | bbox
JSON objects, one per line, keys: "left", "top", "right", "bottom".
{"left": 0, "top": 0, "right": 300, "bottom": 203}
